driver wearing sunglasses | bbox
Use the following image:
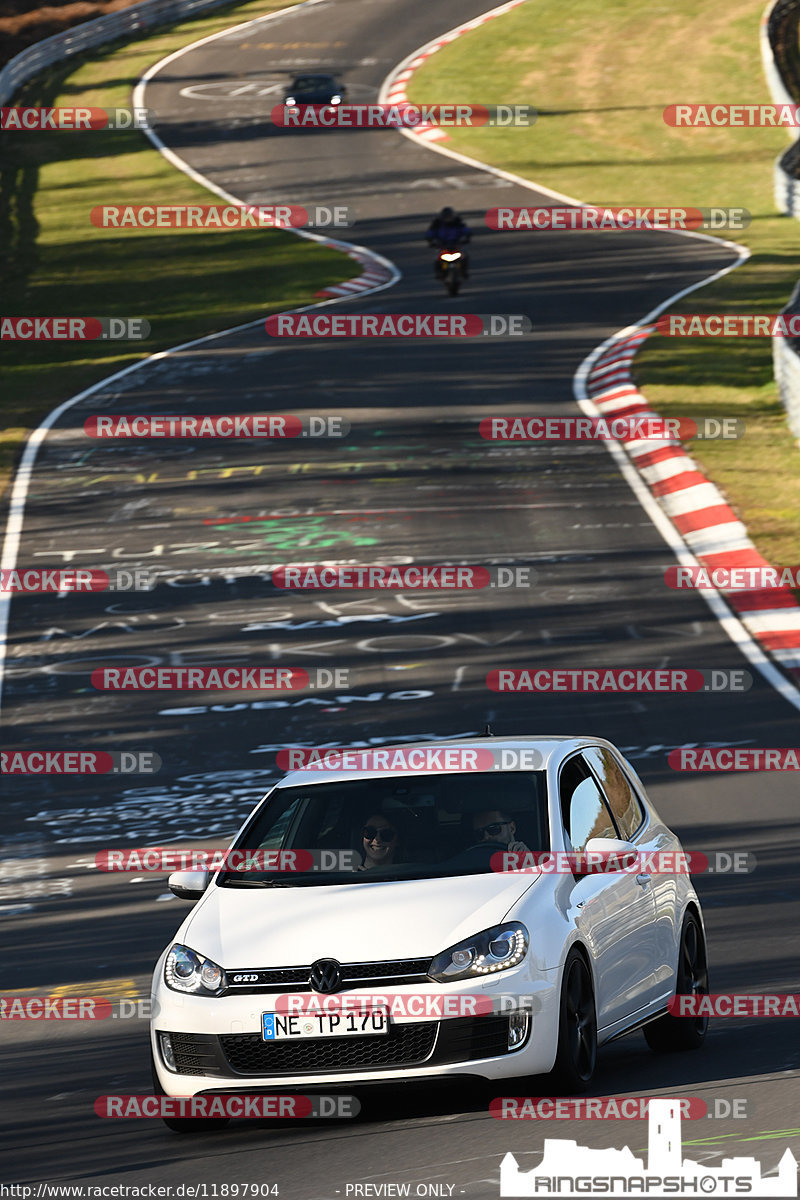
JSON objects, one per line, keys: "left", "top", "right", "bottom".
{"left": 472, "top": 809, "right": 529, "bottom": 852}
{"left": 359, "top": 814, "right": 399, "bottom": 870}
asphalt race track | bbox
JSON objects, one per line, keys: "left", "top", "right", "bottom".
{"left": 1, "top": 0, "right": 799, "bottom": 1194}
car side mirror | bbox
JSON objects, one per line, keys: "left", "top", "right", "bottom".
{"left": 579, "top": 837, "right": 638, "bottom": 875}
{"left": 168, "top": 869, "right": 209, "bottom": 900}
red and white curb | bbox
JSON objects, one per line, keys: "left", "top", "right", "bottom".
{"left": 586, "top": 330, "right": 800, "bottom": 678}
{"left": 381, "top": 0, "right": 526, "bottom": 144}
{"left": 314, "top": 247, "right": 394, "bottom": 297}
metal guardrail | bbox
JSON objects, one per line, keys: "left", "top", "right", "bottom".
{"left": 763, "top": 0, "right": 800, "bottom": 440}
{"left": 763, "top": 0, "right": 800, "bottom": 216}
{"left": 0, "top": 0, "right": 237, "bottom": 106}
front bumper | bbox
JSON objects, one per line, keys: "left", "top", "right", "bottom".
{"left": 151, "top": 976, "right": 560, "bottom": 1095}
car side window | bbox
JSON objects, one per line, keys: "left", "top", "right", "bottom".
{"left": 583, "top": 746, "right": 644, "bottom": 842}
{"left": 559, "top": 755, "right": 617, "bottom": 852}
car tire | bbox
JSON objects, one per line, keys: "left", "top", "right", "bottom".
{"left": 644, "top": 911, "right": 709, "bottom": 1053}
{"left": 151, "top": 1050, "right": 230, "bottom": 1133}
{"left": 550, "top": 948, "right": 597, "bottom": 1092}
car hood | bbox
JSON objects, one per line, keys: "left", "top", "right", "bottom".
{"left": 182, "top": 872, "right": 539, "bottom": 967}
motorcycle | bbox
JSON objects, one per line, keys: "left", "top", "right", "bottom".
{"left": 429, "top": 236, "right": 470, "bottom": 296}
{"left": 437, "top": 246, "right": 466, "bottom": 295}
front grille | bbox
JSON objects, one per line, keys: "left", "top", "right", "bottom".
{"left": 168, "top": 1032, "right": 225, "bottom": 1077}
{"left": 219, "top": 1022, "right": 438, "bottom": 1074}
{"left": 431, "top": 1015, "right": 513, "bottom": 1064}
{"left": 225, "top": 958, "right": 432, "bottom": 995}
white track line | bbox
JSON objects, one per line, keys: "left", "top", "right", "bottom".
{"left": 0, "top": 0, "right": 400, "bottom": 711}
{"left": 4, "top": 0, "right": 800, "bottom": 717}
{"left": 379, "top": 1, "right": 800, "bottom": 713}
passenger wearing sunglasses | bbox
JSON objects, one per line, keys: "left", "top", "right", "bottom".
{"left": 471, "top": 810, "right": 529, "bottom": 853}
{"left": 359, "top": 814, "right": 399, "bottom": 870}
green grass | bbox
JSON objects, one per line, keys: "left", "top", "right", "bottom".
{"left": 0, "top": 0, "right": 360, "bottom": 491}
{"left": 407, "top": 0, "right": 800, "bottom": 566}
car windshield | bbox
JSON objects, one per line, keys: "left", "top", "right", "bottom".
{"left": 290, "top": 77, "right": 336, "bottom": 94}
{"left": 217, "top": 771, "right": 548, "bottom": 886}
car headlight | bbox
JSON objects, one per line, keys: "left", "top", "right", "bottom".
{"left": 428, "top": 922, "right": 528, "bottom": 982}
{"left": 285, "top": 97, "right": 296, "bottom": 107}
{"left": 330, "top": 94, "right": 342, "bottom": 104}
{"left": 164, "top": 944, "right": 227, "bottom": 996}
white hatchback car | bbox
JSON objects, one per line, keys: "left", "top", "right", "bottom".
{"left": 150, "top": 736, "right": 708, "bottom": 1130}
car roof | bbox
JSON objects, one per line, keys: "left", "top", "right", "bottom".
{"left": 274, "top": 734, "right": 622, "bottom": 788}
{"left": 290, "top": 74, "right": 338, "bottom": 83}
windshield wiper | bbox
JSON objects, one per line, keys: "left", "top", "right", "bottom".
{"left": 218, "top": 874, "right": 295, "bottom": 888}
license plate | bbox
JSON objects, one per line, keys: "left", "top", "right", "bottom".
{"left": 262, "top": 1008, "right": 389, "bottom": 1040}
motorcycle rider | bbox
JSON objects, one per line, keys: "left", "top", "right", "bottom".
{"left": 426, "top": 206, "right": 471, "bottom": 278}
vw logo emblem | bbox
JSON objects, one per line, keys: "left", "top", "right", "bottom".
{"left": 309, "top": 959, "right": 342, "bottom": 993}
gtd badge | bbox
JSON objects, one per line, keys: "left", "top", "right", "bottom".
{"left": 233, "top": 974, "right": 259, "bottom": 983}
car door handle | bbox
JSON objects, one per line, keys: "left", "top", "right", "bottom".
{"left": 636, "top": 873, "right": 651, "bottom": 887}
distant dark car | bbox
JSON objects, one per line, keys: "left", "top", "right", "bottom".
{"left": 283, "top": 74, "right": 346, "bottom": 107}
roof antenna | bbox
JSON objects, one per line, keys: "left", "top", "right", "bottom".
{"left": 483, "top": 723, "right": 493, "bottom": 736}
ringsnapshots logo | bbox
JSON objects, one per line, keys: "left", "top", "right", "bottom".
{"left": 1, "top": 567, "right": 154, "bottom": 592}
{"left": 1, "top": 317, "right": 149, "bottom": 340}
{"left": 265, "top": 314, "right": 531, "bottom": 338}
{"left": 91, "top": 666, "right": 350, "bottom": 691}
{"left": 83, "top": 414, "right": 348, "bottom": 438}
{"left": 91, "top": 204, "right": 355, "bottom": 229}
{"left": 487, "top": 668, "right": 752, "bottom": 693}
{"left": 271, "top": 102, "right": 537, "bottom": 128}
{"left": 1, "top": 750, "right": 160, "bottom": 775}
{"left": 498, "top": 1099, "right": 797, "bottom": 1197}
{"left": 95, "top": 1095, "right": 360, "bottom": 1119}
{"left": 271, "top": 564, "right": 536, "bottom": 590}
{"left": 486, "top": 206, "right": 750, "bottom": 231}
{"left": 479, "top": 416, "right": 745, "bottom": 441}
{"left": 275, "top": 746, "right": 543, "bottom": 772}
{"left": 1, "top": 106, "right": 150, "bottom": 130}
